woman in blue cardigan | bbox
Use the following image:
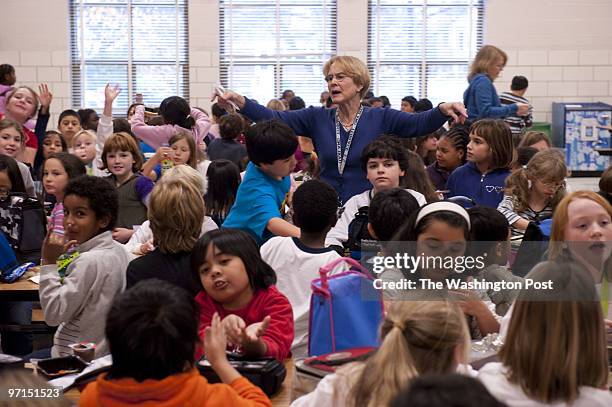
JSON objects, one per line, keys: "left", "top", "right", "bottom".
{"left": 214, "top": 56, "right": 467, "bottom": 204}
{"left": 463, "top": 45, "right": 529, "bottom": 121}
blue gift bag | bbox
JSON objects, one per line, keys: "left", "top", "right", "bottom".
{"left": 308, "top": 257, "right": 384, "bottom": 356}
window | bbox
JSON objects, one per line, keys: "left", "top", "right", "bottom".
{"left": 368, "top": 0, "right": 483, "bottom": 107}
{"left": 220, "top": 0, "right": 336, "bottom": 107}
{"left": 70, "top": 0, "right": 189, "bottom": 116}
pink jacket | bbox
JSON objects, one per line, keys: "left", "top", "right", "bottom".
{"left": 131, "top": 105, "right": 211, "bottom": 149}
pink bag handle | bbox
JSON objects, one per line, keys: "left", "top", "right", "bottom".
{"left": 318, "top": 257, "right": 371, "bottom": 294}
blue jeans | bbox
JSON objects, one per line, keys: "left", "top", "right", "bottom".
{"left": 0, "top": 301, "right": 33, "bottom": 356}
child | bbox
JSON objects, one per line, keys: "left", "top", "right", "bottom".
{"left": 207, "top": 113, "right": 248, "bottom": 170}
{"left": 100, "top": 132, "right": 154, "bottom": 243}
{"left": 126, "top": 178, "right": 204, "bottom": 296}
{"left": 497, "top": 149, "right": 566, "bottom": 250}
{"left": 223, "top": 120, "right": 300, "bottom": 245}
{"left": 415, "top": 132, "right": 438, "bottom": 166}
{"left": 499, "top": 75, "right": 533, "bottom": 139}
{"left": 39, "top": 176, "right": 130, "bottom": 358}
{"left": 403, "top": 150, "right": 440, "bottom": 203}
{"left": 125, "top": 165, "right": 217, "bottom": 255}
{"left": 57, "top": 109, "right": 82, "bottom": 148}
{"left": 79, "top": 280, "right": 272, "bottom": 406}
{"left": 479, "top": 261, "right": 612, "bottom": 406}
{"left": 326, "top": 136, "right": 426, "bottom": 248}
{"left": 260, "top": 180, "right": 341, "bottom": 359}
{"left": 77, "top": 108, "right": 99, "bottom": 132}
{"left": 468, "top": 206, "right": 523, "bottom": 316}
{"left": 205, "top": 159, "right": 241, "bottom": 227}
{"left": 292, "top": 301, "right": 470, "bottom": 407}
{"left": 0, "top": 118, "right": 35, "bottom": 196}
{"left": 192, "top": 229, "right": 293, "bottom": 361}
{"left": 0, "top": 85, "right": 40, "bottom": 164}
{"left": 0, "top": 64, "right": 16, "bottom": 114}
{"left": 131, "top": 95, "right": 211, "bottom": 149}
{"left": 447, "top": 119, "right": 513, "bottom": 208}
{"left": 41, "top": 131, "right": 67, "bottom": 159}
{"left": 142, "top": 132, "right": 197, "bottom": 182}
{"left": 43, "top": 152, "right": 86, "bottom": 236}
{"left": 517, "top": 130, "right": 551, "bottom": 151}
{"left": 72, "top": 129, "right": 99, "bottom": 175}
{"left": 367, "top": 187, "right": 420, "bottom": 242}
{"left": 598, "top": 164, "right": 612, "bottom": 206}
{"left": 0, "top": 154, "right": 28, "bottom": 250}
{"left": 426, "top": 125, "right": 469, "bottom": 192}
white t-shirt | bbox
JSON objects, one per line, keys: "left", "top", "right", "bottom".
{"left": 260, "top": 236, "right": 342, "bottom": 359}
{"left": 325, "top": 188, "right": 426, "bottom": 247}
{"left": 478, "top": 362, "right": 612, "bottom": 407}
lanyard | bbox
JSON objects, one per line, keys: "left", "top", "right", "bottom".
{"left": 335, "top": 106, "right": 364, "bottom": 175}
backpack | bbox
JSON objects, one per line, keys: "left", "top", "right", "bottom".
{"left": 346, "top": 206, "right": 373, "bottom": 256}
{"left": 308, "top": 257, "right": 384, "bottom": 356}
{"left": 0, "top": 193, "right": 47, "bottom": 263}
{"left": 512, "top": 218, "right": 553, "bottom": 277}
{"left": 0, "top": 231, "right": 34, "bottom": 283}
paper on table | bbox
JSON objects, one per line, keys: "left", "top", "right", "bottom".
{"left": 48, "top": 354, "right": 113, "bottom": 390}
{"left": 28, "top": 274, "right": 40, "bottom": 284}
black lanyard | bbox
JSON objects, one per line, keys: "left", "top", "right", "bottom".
{"left": 335, "top": 106, "right": 364, "bottom": 175}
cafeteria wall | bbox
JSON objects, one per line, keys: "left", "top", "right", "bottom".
{"left": 1, "top": 0, "right": 611, "bottom": 123}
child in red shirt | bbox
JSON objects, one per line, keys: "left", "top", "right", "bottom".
{"left": 192, "top": 229, "right": 294, "bottom": 361}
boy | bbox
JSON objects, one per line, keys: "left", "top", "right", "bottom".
{"left": 207, "top": 112, "right": 248, "bottom": 170}
{"left": 57, "top": 109, "right": 82, "bottom": 147}
{"left": 260, "top": 180, "right": 341, "bottom": 359}
{"left": 367, "top": 188, "right": 420, "bottom": 242}
{"left": 223, "top": 120, "right": 300, "bottom": 245}
{"left": 499, "top": 75, "right": 533, "bottom": 138}
{"left": 468, "top": 206, "right": 523, "bottom": 316}
{"left": 79, "top": 280, "right": 271, "bottom": 406}
{"left": 39, "top": 176, "right": 130, "bottom": 358}
{"left": 325, "top": 136, "right": 426, "bottom": 248}
{"left": 72, "top": 129, "right": 98, "bottom": 175}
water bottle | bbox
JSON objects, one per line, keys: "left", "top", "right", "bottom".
{"left": 160, "top": 142, "right": 174, "bottom": 175}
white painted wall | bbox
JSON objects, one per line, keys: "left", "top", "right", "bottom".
{"left": 1, "top": 0, "right": 611, "bottom": 124}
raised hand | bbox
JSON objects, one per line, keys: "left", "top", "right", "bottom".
{"left": 242, "top": 316, "right": 271, "bottom": 343}
{"left": 41, "top": 232, "right": 77, "bottom": 265}
{"left": 105, "top": 84, "right": 121, "bottom": 103}
{"left": 38, "top": 84, "right": 53, "bottom": 113}
{"left": 204, "top": 312, "right": 229, "bottom": 366}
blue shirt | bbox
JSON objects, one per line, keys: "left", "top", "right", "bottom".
{"left": 241, "top": 98, "right": 448, "bottom": 204}
{"left": 447, "top": 162, "right": 510, "bottom": 208}
{"left": 463, "top": 74, "right": 518, "bottom": 120}
{"left": 222, "top": 162, "right": 290, "bottom": 245}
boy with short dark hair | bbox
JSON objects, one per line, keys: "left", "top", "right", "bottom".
{"left": 468, "top": 206, "right": 523, "bottom": 316}
{"left": 260, "top": 179, "right": 341, "bottom": 358}
{"left": 223, "top": 120, "right": 300, "bottom": 245}
{"left": 80, "top": 279, "right": 271, "bottom": 406}
{"left": 500, "top": 75, "right": 533, "bottom": 137}
{"left": 368, "top": 188, "right": 420, "bottom": 241}
{"left": 39, "top": 176, "right": 130, "bottom": 358}
{"left": 207, "top": 112, "right": 248, "bottom": 170}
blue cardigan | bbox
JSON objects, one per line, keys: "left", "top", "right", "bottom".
{"left": 463, "top": 73, "right": 518, "bottom": 120}
{"left": 241, "top": 98, "right": 448, "bottom": 203}
{"left": 446, "top": 162, "right": 510, "bottom": 208}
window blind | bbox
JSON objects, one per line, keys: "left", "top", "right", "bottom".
{"left": 220, "top": 0, "right": 337, "bottom": 107}
{"left": 70, "top": 0, "right": 189, "bottom": 116}
{"left": 368, "top": 0, "right": 483, "bottom": 108}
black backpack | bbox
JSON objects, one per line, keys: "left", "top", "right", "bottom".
{"left": 0, "top": 193, "right": 47, "bottom": 263}
{"left": 346, "top": 206, "right": 373, "bottom": 253}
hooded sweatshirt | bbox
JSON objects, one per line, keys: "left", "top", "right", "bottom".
{"left": 446, "top": 161, "right": 509, "bottom": 208}
{"left": 79, "top": 369, "right": 271, "bottom": 407}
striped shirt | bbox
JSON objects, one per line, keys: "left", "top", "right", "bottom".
{"left": 48, "top": 202, "right": 65, "bottom": 236}
{"left": 499, "top": 91, "right": 533, "bottom": 135}
{"left": 497, "top": 195, "right": 552, "bottom": 247}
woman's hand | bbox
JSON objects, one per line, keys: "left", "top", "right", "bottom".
{"left": 212, "top": 89, "right": 246, "bottom": 111}
{"left": 516, "top": 103, "right": 530, "bottom": 116}
{"left": 41, "top": 232, "right": 77, "bottom": 265}
{"left": 438, "top": 102, "right": 468, "bottom": 124}
{"left": 38, "top": 84, "right": 53, "bottom": 114}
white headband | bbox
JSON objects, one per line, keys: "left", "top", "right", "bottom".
{"left": 415, "top": 201, "right": 471, "bottom": 230}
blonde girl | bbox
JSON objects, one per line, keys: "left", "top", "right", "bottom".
{"left": 72, "top": 129, "right": 98, "bottom": 175}
{"left": 291, "top": 301, "right": 470, "bottom": 407}
{"left": 498, "top": 149, "right": 567, "bottom": 249}
{"left": 142, "top": 132, "right": 197, "bottom": 182}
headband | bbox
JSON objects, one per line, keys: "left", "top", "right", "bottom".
{"left": 415, "top": 201, "right": 471, "bottom": 230}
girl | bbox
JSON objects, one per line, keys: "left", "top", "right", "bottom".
{"left": 498, "top": 149, "right": 566, "bottom": 251}
{"left": 192, "top": 229, "right": 293, "bottom": 361}
{"left": 415, "top": 133, "right": 438, "bottom": 166}
{"left": 100, "top": 132, "right": 154, "bottom": 243}
{"left": 517, "top": 130, "right": 551, "bottom": 151}
{"left": 463, "top": 45, "right": 529, "bottom": 121}
{"left": 1, "top": 85, "right": 43, "bottom": 164}
{"left": 57, "top": 109, "right": 82, "bottom": 148}
{"left": 447, "top": 119, "right": 513, "bottom": 208}
{"left": 266, "top": 99, "right": 286, "bottom": 111}
{"left": 403, "top": 150, "right": 440, "bottom": 203}
{"left": 125, "top": 165, "right": 218, "bottom": 256}
{"left": 142, "top": 132, "right": 197, "bottom": 182}
{"left": 0, "top": 118, "right": 35, "bottom": 197}
{"left": 382, "top": 201, "right": 501, "bottom": 338}
{"left": 42, "top": 152, "right": 86, "bottom": 236}
{"left": 480, "top": 261, "right": 612, "bottom": 406}
{"left": 41, "top": 131, "right": 67, "bottom": 159}
{"left": 205, "top": 159, "right": 241, "bottom": 227}
{"left": 131, "top": 95, "right": 210, "bottom": 150}
{"left": 427, "top": 126, "right": 470, "bottom": 192}
{"left": 72, "top": 129, "right": 98, "bottom": 175}
{"left": 291, "top": 301, "right": 470, "bottom": 407}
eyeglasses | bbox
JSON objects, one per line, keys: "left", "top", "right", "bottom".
{"left": 540, "top": 180, "right": 564, "bottom": 190}
{"left": 324, "top": 73, "right": 349, "bottom": 83}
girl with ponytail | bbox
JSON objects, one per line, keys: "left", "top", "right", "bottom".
{"left": 130, "top": 95, "right": 211, "bottom": 150}
{"left": 291, "top": 300, "right": 470, "bottom": 407}
{"left": 497, "top": 148, "right": 567, "bottom": 253}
